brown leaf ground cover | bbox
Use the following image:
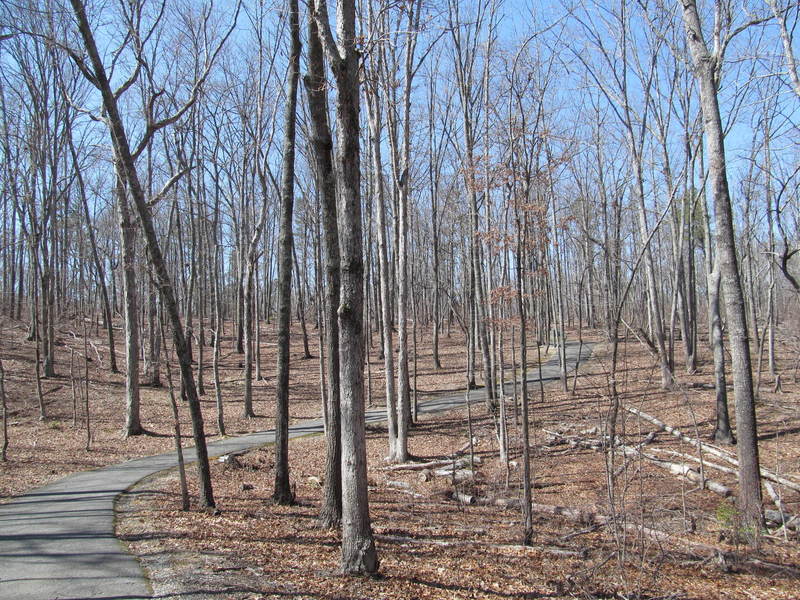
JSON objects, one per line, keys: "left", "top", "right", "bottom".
{"left": 0, "top": 316, "right": 473, "bottom": 498}
{"left": 115, "top": 334, "right": 800, "bottom": 600}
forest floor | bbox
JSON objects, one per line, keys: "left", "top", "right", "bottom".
{"left": 2, "top": 315, "right": 800, "bottom": 599}
{"left": 118, "top": 332, "right": 800, "bottom": 599}
{"left": 0, "top": 316, "right": 474, "bottom": 499}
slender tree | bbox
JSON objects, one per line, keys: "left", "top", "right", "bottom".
{"left": 273, "top": 0, "right": 301, "bottom": 506}
{"left": 678, "top": 0, "right": 763, "bottom": 530}
{"left": 305, "top": 2, "right": 341, "bottom": 527}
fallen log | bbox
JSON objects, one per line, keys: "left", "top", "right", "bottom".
{"left": 618, "top": 444, "right": 732, "bottom": 497}
{"left": 453, "top": 437, "right": 478, "bottom": 455}
{"left": 624, "top": 405, "right": 800, "bottom": 493}
{"left": 459, "top": 498, "right": 725, "bottom": 559}
{"left": 375, "top": 534, "right": 587, "bottom": 558}
{"left": 613, "top": 431, "right": 659, "bottom": 477}
{"left": 764, "top": 509, "right": 800, "bottom": 531}
{"left": 650, "top": 448, "right": 739, "bottom": 479}
{"left": 433, "top": 468, "right": 474, "bottom": 483}
{"left": 764, "top": 481, "right": 799, "bottom": 531}
{"left": 380, "top": 455, "right": 481, "bottom": 472}
{"left": 481, "top": 496, "right": 520, "bottom": 509}
{"left": 386, "top": 480, "right": 411, "bottom": 490}
{"left": 448, "top": 491, "right": 475, "bottom": 505}
{"left": 765, "top": 481, "right": 787, "bottom": 513}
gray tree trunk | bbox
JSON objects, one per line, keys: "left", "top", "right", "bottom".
{"left": 305, "top": 6, "right": 341, "bottom": 527}
{"left": 69, "top": 0, "right": 216, "bottom": 507}
{"left": 679, "top": 0, "right": 762, "bottom": 530}
{"left": 117, "top": 169, "right": 143, "bottom": 437}
{"left": 314, "top": 0, "right": 379, "bottom": 574}
{"left": 273, "top": 0, "right": 301, "bottom": 506}
{"left": 366, "top": 84, "right": 399, "bottom": 460}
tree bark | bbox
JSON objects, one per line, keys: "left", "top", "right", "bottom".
{"left": 315, "top": 0, "right": 379, "bottom": 574}
{"left": 305, "top": 7, "right": 341, "bottom": 527}
{"left": 116, "top": 169, "right": 143, "bottom": 437}
{"left": 272, "top": 0, "right": 302, "bottom": 506}
{"left": 679, "top": 0, "right": 762, "bottom": 531}
{"left": 365, "top": 82, "right": 399, "bottom": 460}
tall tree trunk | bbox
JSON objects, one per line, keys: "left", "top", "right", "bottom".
{"left": 117, "top": 168, "right": 143, "bottom": 437}
{"left": 69, "top": 0, "right": 216, "bottom": 507}
{"left": 272, "top": 0, "right": 301, "bottom": 506}
{"left": 314, "top": 0, "right": 378, "bottom": 574}
{"left": 305, "top": 7, "right": 341, "bottom": 527}
{"left": 679, "top": 0, "right": 762, "bottom": 530}
{"left": 366, "top": 84, "right": 399, "bottom": 460}
{"left": 242, "top": 258, "right": 256, "bottom": 418}
{"left": 146, "top": 277, "right": 161, "bottom": 387}
{"left": 515, "top": 208, "right": 532, "bottom": 546}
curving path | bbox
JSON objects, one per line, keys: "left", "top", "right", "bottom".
{"left": 0, "top": 341, "right": 593, "bottom": 600}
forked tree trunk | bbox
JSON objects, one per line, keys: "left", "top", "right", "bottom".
{"left": 314, "top": 0, "right": 378, "bottom": 574}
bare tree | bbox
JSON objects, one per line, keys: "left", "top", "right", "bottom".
{"left": 305, "top": 1, "right": 341, "bottom": 527}
{"left": 66, "top": 0, "right": 240, "bottom": 508}
{"left": 448, "top": 0, "right": 496, "bottom": 409}
{"left": 678, "top": 0, "right": 763, "bottom": 531}
{"left": 314, "top": 0, "right": 379, "bottom": 574}
{"left": 273, "top": 0, "right": 301, "bottom": 506}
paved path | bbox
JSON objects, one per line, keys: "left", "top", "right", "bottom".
{"left": 0, "top": 341, "right": 592, "bottom": 600}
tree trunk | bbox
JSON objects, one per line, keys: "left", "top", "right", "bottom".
{"left": 305, "top": 7, "right": 341, "bottom": 527}
{"left": 679, "top": 0, "right": 762, "bottom": 531}
{"left": 69, "top": 0, "right": 215, "bottom": 507}
{"left": 242, "top": 259, "right": 256, "bottom": 418}
{"left": 116, "top": 169, "right": 143, "bottom": 437}
{"left": 272, "top": 0, "right": 301, "bottom": 506}
{"left": 515, "top": 209, "right": 533, "bottom": 546}
{"left": 366, "top": 85, "right": 399, "bottom": 460}
{"left": 314, "top": 0, "right": 378, "bottom": 574}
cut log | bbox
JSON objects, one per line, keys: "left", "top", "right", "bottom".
{"left": 449, "top": 491, "right": 475, "bottom": 505}
{"left": 386, "top": 480, "right": 411, "bottom": 490}
{"left": 624, "top": 405, "right": 800, "bottom": 493}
